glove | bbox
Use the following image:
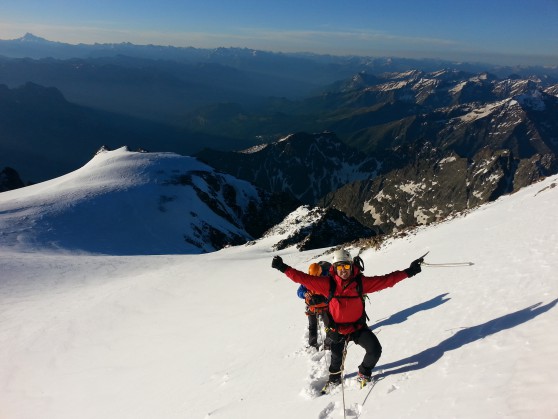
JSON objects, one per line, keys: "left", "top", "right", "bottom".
{"left": 272, "top": 256, "right": 289, "bottom": 273}
{"left": 404, "top": 257, "right": 423, "bottom": 277}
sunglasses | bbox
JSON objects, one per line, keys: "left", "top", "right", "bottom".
{"left": 335, "top": 263, "right": 351, "bottom": 272}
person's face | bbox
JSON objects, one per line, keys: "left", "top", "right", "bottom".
{"left": 335, "top": 263, "right": 352, "bottom": 280}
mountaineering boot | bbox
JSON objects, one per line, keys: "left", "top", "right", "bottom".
{"left": 308, "top": 337, "right": 319, "bottom": 350}
{"left": 320, "top": 378, "right": 340, "bottom": 395}
{"left": 357, "top": 372, "right": 372, "bottom": 389}
{"left": 321, "top": 372, "right": 342, "bottom": 395}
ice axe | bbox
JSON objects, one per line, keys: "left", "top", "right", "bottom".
{"left": 419, "top": 251, "right": 474, "bottom": 267}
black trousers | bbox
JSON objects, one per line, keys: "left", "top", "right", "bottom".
{"left": 328, "top": 327, "right": 382, "bottom": 382}
{"left": 307, "top": 313, "right": 318, "bottom": 346}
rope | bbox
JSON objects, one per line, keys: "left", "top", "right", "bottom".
{"left": 415, "top": 251, "right": 474, "bottom": 268}
{"left": 326, "top": 336, "right": 349, "bottom": 417}
{"left": 340, "top": 337, "right": 349, "bottom": 419}
{"left": 317, "top": 315, "right": 323, "bottom": 347}
{"left": 317, "top": 316, "right": 328, "bottom": 371}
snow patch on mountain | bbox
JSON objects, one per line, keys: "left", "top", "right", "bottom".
{"left": 513, "top": 89, "right": 547, "bottom": 111}
{"left": 263, "top": 205, "right": 320, "bottom": 238}
{"left": 456, "top": 100, "right": 508, "bottom": 123}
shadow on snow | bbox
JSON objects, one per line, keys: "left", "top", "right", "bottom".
{"left": 376, "top": 299, "right": 558, "bottom": 378}
{"left": 344, "top": 293, "right": 452, "bottom": 380}
{"left": 370, "top": 293, "right": 451, "bottom": 331}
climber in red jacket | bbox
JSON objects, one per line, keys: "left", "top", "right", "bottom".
{"left": 272, "top": 248, "right": 423, "bottom": 390}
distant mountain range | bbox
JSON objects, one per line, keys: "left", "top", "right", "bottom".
{"left": 1, "top": 33, "right": 557, "bottom": 124}
{"left": 190, "top": 70, "right": 558, "bottom": 156}
{"left": 1, "top": 34, "right": 558, "bottom": 247}
{"left": 6, "top": 33, "right": 556, "bottom": 77}
{"left": 0, "top": 82, "right": 248, "bottom": 183}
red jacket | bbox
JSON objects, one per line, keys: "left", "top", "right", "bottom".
{"left": 285, "top": 265, "right": 409, "bottom": 334}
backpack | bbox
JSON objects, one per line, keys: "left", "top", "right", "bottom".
{"left": 317, "top": 260, "right": 332, "bottom": 275}
{"left": 305, "top": 292, "right": 328, "bottom": 314}
{"left": 304, "top": 260, "right": 332, "bottom": 314}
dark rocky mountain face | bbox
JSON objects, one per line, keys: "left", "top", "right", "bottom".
{"left": 162, "top": 164, "right": 300, "bottom": 252}
{"left": 320, "top": 143, "right": 555, "bottom": 234}
{"left": 196, "top": 131, "right": 379, "bottom": 205}
{"left": 399, "top": 87, "right": 558, "bottom": 160}
{"left": 260, "top": 205, "right": 377, "bottom": 251}
{"left": 0, "top": 167, "right": 25, "bottom": 192}
{"left": 325, "top": 71, "right": 558, "bottom": 159}
{"left": 197, "top": 70, "right": 558, "bottom": 237}
{"left": 195, "top": 131, "right": 394, "bottom": 251}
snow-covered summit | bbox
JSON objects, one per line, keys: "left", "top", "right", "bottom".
{"left": 17, "top": 33, "right": 49, "bottom": 43}
{"left": 0, "top": 147, "right": 266, "bottom": 254}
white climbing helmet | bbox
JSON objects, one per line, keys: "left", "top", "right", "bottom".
{"left": 332, "top": 249, "right": 352, "bottom": 264}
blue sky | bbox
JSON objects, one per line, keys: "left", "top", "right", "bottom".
{"left": 0, "top": 0, "right": 557, "bottom": 66}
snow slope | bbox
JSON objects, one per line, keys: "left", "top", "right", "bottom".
{"left": 0, "top": 150, "right": 557, "bottom": 419}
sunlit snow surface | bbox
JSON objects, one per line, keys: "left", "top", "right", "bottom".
{"left": 1, "top": 148, "right": 557, "bottom": 419}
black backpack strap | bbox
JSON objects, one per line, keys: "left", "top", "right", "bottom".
{"left": 322, "top": 276, "right": 336, "bottom": 330}
{"left": 355, "top": 274, "right": 362, "bottom": 295}
{"left": 354, "top": 275, "right": 370, "bottom": 321}
{"left": 353, "top": 256, "right": 365, "bottom": 272}
{"left": 327, "top": 275, "right": 336, "bottom": 303}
